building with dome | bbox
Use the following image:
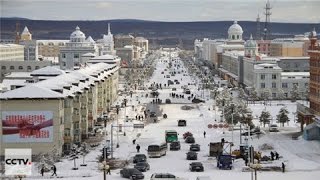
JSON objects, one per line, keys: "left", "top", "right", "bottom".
{"left": 59, "top": 26, "right": 99, "bottom": 70}
{"left": 227, "top": 21, "right": 244, "bottom": 44}
{"left": 244, "top": 35, "right": 258, "bottom": 58}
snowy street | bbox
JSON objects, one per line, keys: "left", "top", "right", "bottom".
{"left": 27, "top": 50, "right": 320, "bottom": 180}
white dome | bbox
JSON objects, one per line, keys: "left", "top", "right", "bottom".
{"left": 228, "top": 21, "right": 243, "bottom": 35}
{"left": 245, "top": 34, "right": 257, "bottom": 48}
{"left": 70, "top": 26, "right": 86, "bottom": 40}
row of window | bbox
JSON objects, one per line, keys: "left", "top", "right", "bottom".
{"left": 260, "top": 82, "right": 308, "bottom": 89}
{"left": 38, "top": 42, "right": 65, "bottom": 46}
{"left": 1, "top": 65, "right": 40, "bottom": 70}
{"left": 61, "top": 54, "right": 79, "bottom": 58}
{"left": 260, "top": 74, "right": 277, "bottom": 80}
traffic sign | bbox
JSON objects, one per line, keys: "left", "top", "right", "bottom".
{"left": 208, "top": 124, "right": 213, "bottom": 129}
{"left": 224, "top": 124, "right": 229, "bottom": 128}
{"left": 133, "top": 124, "right": 144, "bottom": 129}
{"left": 218, "top": 124, "right": 223, "bottom": 128}
{"left": 213, "top": 124, "right": 218, "bottom": 129}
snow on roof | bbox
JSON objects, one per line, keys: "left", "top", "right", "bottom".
{"left": 0, "top": 85, "right": 64, "bottom": 99}
{"left": 254, "top": 63, "right": 282, "bottom": 70}
{"left": 82, "top": 52, "right": 96, "bottom": 57}
{"left": 30, "top": 66, "right": 66, "bottom": 76}
{"left": 90, "top": 54, "right": 115, "bottom": 60}
{"left": 281, "top": 72, "right": 310, "bottom": 76}
{"left": 5, "top": 72, "right": 32, "bottom": 78}
{"left": 1, "top": 79, "right": 27, "bottom": 90}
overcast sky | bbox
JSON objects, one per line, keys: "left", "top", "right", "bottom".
{"left": 1, "top": 0, "right": 320, "bottom": 23}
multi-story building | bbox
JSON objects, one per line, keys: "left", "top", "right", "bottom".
{"left": 0, "top": 62, "right": 119, "bottom": 156}
{"left": 114, "top": 34, "right": 134, "bottom": 48}
{"left": 257, "top": 39, "right": 271, "bottom": 56}
{"left": 0, "top": 44, "right": 24, "bottom": 61}
{"left": 20, "top": 40, "right": 38, "bottom": 61}
{"left": 20, "top": 26, "right": 32, "bottom": 41}
{"left": 37, "top": 40, "right": 68, "bottom": 59}
{"left": 134, "top": 37, "right": 149, "bottom": 52}
{"left": 309, "top": 29, "right": 320, "bottom": 113}
{"left": 96, "top": 24, "right": 116, "bottom": 56}
{"left": 269, "top": 36, "right": 309, "bottom": 57}
{"left": 59, "top": 26, "right": 98, "bottom": 70}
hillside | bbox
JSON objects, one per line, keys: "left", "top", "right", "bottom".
{"left": 1, "top": 18, "right": 318, "bottom": 49}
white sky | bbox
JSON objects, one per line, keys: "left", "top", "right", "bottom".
{"left": 1, "top": 0, "right": 320, "bottom": 23}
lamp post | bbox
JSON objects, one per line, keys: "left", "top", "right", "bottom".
{"left": 230, "top": 103, "right": 235, "bottom": 143}
{"left": 101, "top": 161, "right": 109, "bottom": 180}
{"left": 115, "top": 105, "right": 120, "bottom": 148}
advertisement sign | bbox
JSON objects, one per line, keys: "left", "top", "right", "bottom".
{"left": 5, "top": 148, "right": 32, "bottom": 176}
{"left": 2, "top": 111, "right": 53, "bottom": 143}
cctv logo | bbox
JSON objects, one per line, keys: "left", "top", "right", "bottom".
{"left": 5, "top": 149, "right": 32, "bottom": 176}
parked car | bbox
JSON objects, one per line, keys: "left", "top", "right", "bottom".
{"left": 165, "top": 99, "right": 172, "bottom": 104}
{"left": 178, "top": 119, "right": 187, "bottom": 126}
{"left": 120, "top": 168, "right": 144, "bottom": 179}
{"left": 183, "top": 132, "right": 193, "bottom": 139}
{"left": 172, "top": 88, "right": 177, "bottom": 91}
{"left": 189, "top": 162, "right": 204, "bottom": 172}
{"left": 185, "top": 136, "right": 195, "bottom": 143}
{"left": 186, "top": 151, "right": 198, "bottom": 160}
{"left": 150, "top": 173, "right": 180, "bottom": 180}
{"left": 133, "top": 154, "right": 147, "bottom": 163}
{"left": 196, "top": 176, "right": 211, "bottom": 180}
{"left": 192, "top": 98, "right": 205, "bottom": 103}
{"left": 170, "top": 141, "right": 181, "bottom": 150}
{"left": 190, "top": 144, "right": 200, "bottom": 151}
{"left": 134, "top": 162, "right": 150, "bottom": 172}
{"left": 269, "top": 124, "right": 279, "bottom": 132}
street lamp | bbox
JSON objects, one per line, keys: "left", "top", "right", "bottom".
{"left": 100, "top": 161, "right": 110, "bottom": 180}
{"left": 230, "top": 103, "right": 235, "bottom": 143}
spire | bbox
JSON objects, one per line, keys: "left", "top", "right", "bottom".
{"left": 108, "top": 23, "right": 111, "bottom": 35}
{"left": 76, "top": 26, "right": 80, "bottom": 31}
{"left": 21, "top": 26, "right": 30, "bottom": 35}
{"left": 250, "top": 34, "right": 253, "bottom": 40}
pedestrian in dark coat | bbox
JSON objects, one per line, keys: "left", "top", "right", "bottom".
{"left": 270, "top": 151, "right": 275, "bottom": 161}
{"left": 275, "top": 151, "right": 279, "bottom": 160}
{"left": 107, "top": 166, "right": 111, "bottom": 175}
{"left": 136, "top": 144, "right": 141, "bottom": 153}
{"left": 132, "top": 139, "right": 136, "bottom": 145}
{"left": 282, "top": 162, "right": 285, "bottom": 173}
{"left": 40, "top": 166, "right": 45, "bottom": 176}
{"left": 203, "top": 131, "right": 206, "bottom": 138}
{"left": 51, "top": 165, "right": 57, "bottom": 176}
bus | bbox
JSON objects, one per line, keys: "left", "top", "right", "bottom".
{"left": 165, "top": 130, "right": 178, "bottom": 143}
{"left": 147, "top": 142, "right": 167, "bottom": 158}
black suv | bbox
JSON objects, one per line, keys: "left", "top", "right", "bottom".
{"left": 134, "top": 162, "right": 150, "bottom": 172}
{"left": 133, "top": 154, "right": 147, "bottom": 163}
{"left": 190, "top": 144, "right": 200, "bottom": 151}
{"left": 189, "top": 162, "right": 204, "bottom": 172}
{"left": 120, "top": 168, "right": 144, "bottom": 179}
{"left": 170, "top": 141, "right": 181, "bottom": 150}
{"left": 178, "top": 119, "right": 187, "bottom": 126}
{"left": 186, "top": 151, "right": 198, "bottom": 160}
{"left": 185, "top": 136, "right": 195, "bottom": 143}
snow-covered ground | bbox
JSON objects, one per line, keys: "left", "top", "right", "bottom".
{"left": 23, "top": 51, "right": 319, "bottom": 180}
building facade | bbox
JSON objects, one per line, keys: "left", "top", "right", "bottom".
{"left": 0, "top": 44, "right": 24, "bottom": 61}
{"left": 37, "top": 40, "right": 68, "bottom": 58}
{"left": 309, "top": 29, "right": 320, "bottom": 113}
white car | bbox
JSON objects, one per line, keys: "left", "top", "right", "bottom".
{"left": 269, "top": 124, "right": 279, "bottom": 132}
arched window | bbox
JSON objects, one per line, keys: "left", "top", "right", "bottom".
{"left": 10, "top": 66, "right": 14, "bottom": 70}
{"left": 27, "top": 66, "right": 32, "bottom": 70}
{"left": 18, "top": 66, "right": 23, "bottom": 70}
{"left": 232, "top": 35, "right": 235, "bottom": 40}
{"left": 237, "top": 35, "right": 240, "bottom": 39}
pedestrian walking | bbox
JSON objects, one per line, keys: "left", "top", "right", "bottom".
{"left": 270, "top": 151, "right": 275, "bottom": 161}
{"left": 51, "top": 165, "right": 57, "bottom": 176}
{"left": 132, "top": 139, "right": 136, "bottom": 145}
{"left": 245, "top": 157, "right": 248, "bottom": 166}
{"left": 136, "top": 144, "right": 141, "bottom": 153}
{"left": 135, "top": 115, "right": 138, "bottom": 120}
{"left": 107, "top": 166, "right": 111, "bottom": 175}
{"left": 282, "top": 162, "right": 285, "bottom": 173}
{"left": 275, "top": 151, "right": 279, "bottom": 160}
{"left": 203, "top": 131, "right": 206, "bottom": 138}
{"left": 40, "top": 165, "right": 45, "bottom": 176}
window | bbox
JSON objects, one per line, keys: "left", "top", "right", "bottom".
{"left": 272, "top": 74, "right": 277, "bottom": 79}
{"left": 260, "top": 74, "right": 265, "bottom": 80}
{"left": 62, "top": 53, "right": 66, "bottom": 58}
{"left": 237, "top": 35, "right": 240, "bottom": 39}
{"left": 1, "top": 66, "right": 6, "bottom": 70}
{"left": 261, "top": 83, "right": 265, "bottom": 88}
{"left": 282, "top": 83, "right": 288, "bottom": 88}
{"left": 272, "top": 93, "right": 277, "bottom": 98}
{"left": 232, "top": 35, "right": 235, "bottom": 40}
{"left": 74, "top": 54, "right": 79, "bottom": 58}
{"left": 18, "top": 66, "right": 23, "bottom": 70}
{"left": 10, "top": 66, "right": 14, "bottom": 70}
{"left": 272, "top": 82, "right": 277, "bottom": 88}
{"left": 27, "top": 66, "right": 32, "bottom": 70}
{"left": 35, "top": 66, "right": 40, "bottom": 69}
{"left": 64, "top": 129, "right": 71, "bottom": 136}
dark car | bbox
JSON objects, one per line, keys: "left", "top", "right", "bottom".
{"left": 165, "top": 99, "right": 172, "bottom": 104}
{"left": 190, "top": 144, "right": 200, "bottom": 151}
{"left": 150, "top": 112, "right": 157, "bottom": 118}
{"left": 186, "top": 151, "right": 198, "bottom": 160}
{"left": 192, "top": 98, "right": 205, "bottom": 103}
{"left": 133, "top": 154, "right": 147, "bottom": 163}
{"left": 120, "top": 168, "right": 145, "bottom": 179}
{"left": 189, "top": 162, "right": 204, "bottom": 172}
{"left": 178, "top": 119, "right": 187, "bottom": 126}
{"left": 170, "top": 141, "right": 181, "bottom": 150}
{"left": 185, "top": 136, "right": 195, "bottom": 143}
{"left": 134, "top": 162, "right": 150, "bottom": 172}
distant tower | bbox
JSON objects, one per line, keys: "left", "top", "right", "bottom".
{"left": 263, "top": 0, "right": 272, "bottom": 40}
{"left": 15, "top": 22, "right": 20, "bottom": 44}
{"left": 256, "top": 14, "right": 261, "bottom": 40}
{"left": 20, "top": 26, "right": 32, "bottom": 41}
